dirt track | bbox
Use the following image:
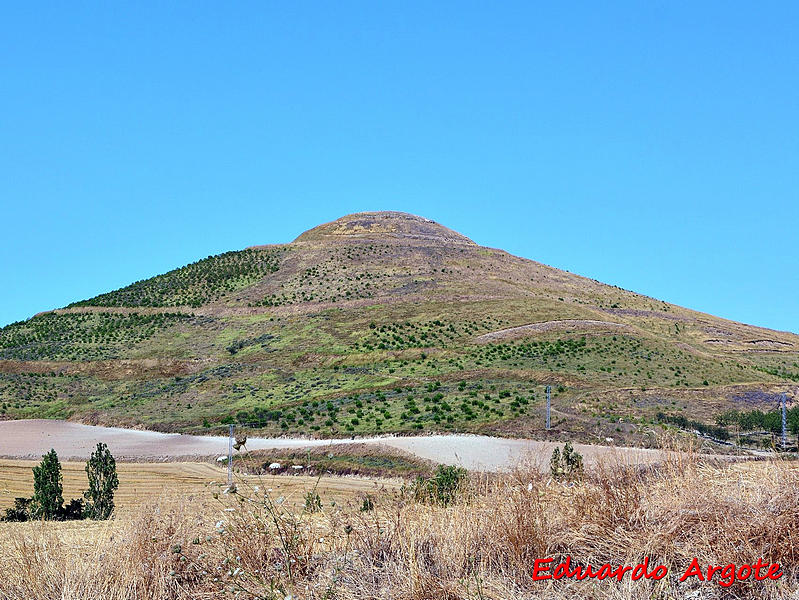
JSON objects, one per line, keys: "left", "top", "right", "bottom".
{"left": 0, "top": 419, "right": 669, "bottom": 472}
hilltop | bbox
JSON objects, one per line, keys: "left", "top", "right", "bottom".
{"left": 1, "top": 211, "right": 797, "bottom": 446}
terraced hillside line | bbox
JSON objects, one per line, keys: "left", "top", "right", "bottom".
{"left": 476, "top": 319, "right": 634, "bottom": 342}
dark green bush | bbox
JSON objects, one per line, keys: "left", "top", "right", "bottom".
{"left": 84, "top": 442, "right": 119, "bottom": 520}
{"left": 412, "top": 465, "right": 468, "bottom": 506}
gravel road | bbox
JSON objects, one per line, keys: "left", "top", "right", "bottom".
{"left": 0, "top": 419, "right": 668, "bottom": 472}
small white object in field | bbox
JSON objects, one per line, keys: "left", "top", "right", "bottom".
{"left": 605, "top": 437, "right": 614, "bottom": 443}
{"left": 527, "top": 482, "right": 533, "bottom": 492}
{"left": 269, "top": 462, "right": 281, "bottom": 469}
{"left": 217, "top": 455, "right": 227, "bottom": 462}
{"left": 291, "top": 465, "right": 303, "bottom": 470}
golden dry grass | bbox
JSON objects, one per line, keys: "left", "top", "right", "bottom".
{"left": 0, "top": 454, "right": 796, "bottom": 599}
{"left": 0, "top": 459, "right": 396, "bottom": 511}
{"left": 0, "top": 460, "right": 222, "bottom": 510}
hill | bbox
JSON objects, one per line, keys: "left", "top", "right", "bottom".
{"left": 1, "top": 211, "right": 797, "bottom": 445}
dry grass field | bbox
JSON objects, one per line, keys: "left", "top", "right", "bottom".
{"left": 0, "top": 461, "right": 219, "bottom": 511}
{"left": 0, "top": 459, "right": 395, "bottom": 511}
{"left": 0, "top": 450, "right": 796, "bottom": 600}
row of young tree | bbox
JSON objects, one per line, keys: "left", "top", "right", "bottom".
{"left": 657, "top": 412, "right": 731, "bottom": 440}
{"left": 2, "top": 442, "right": 119, "bottom": 522}
{"left": 715, "top": 406, "right": 799, "bottom": 435}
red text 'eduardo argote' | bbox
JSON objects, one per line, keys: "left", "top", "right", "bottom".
{"left": 532, "top": 556, "right": 783, "bottom": 588}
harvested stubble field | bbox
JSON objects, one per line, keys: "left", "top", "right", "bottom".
{"left": 0, "top": 459, "right": 392, "bottom": 511}
{"left": 0, "top": 451, "right": 796, "bottom": 600}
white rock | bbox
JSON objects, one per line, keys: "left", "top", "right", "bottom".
{"left": 269, "top": 462, "right": 281, "bottom": 469}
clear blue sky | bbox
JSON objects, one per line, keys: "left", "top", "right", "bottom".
{"left": 2, "top": 2, "right": 797, "bottom": 332}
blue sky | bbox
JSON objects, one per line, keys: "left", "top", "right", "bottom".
{"left": 1, "top": 2, "right": 797, "bottom": 332}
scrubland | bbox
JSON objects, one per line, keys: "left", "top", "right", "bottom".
{"left": 0, "top": 449, "right": 796, "bottom": 600}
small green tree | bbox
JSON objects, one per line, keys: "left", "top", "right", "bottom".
{"left": 84, "top": 443, "right": 119, "bottom": 520}
{"left": 32, "top": 449, "right": 64, "bottom": 520}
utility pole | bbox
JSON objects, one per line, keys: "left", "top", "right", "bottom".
{"left": 546, "top": 385, "right": 551, "bottom": 431}
{"left": 781, "top": 393, "right": 788, "bottom": 450}
{"left": 227, "top": 423, "right": 234, "bottom": 487}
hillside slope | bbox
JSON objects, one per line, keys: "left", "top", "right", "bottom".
{"left": 2, "top": 211, "right": 797, "bottom": 445}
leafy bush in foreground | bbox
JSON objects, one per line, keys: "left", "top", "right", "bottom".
{"left": 550, "top": 442, "right": 584, "bottom": 481}
{"left": 411, "top": 464, "right": 468, "bottom": 506}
